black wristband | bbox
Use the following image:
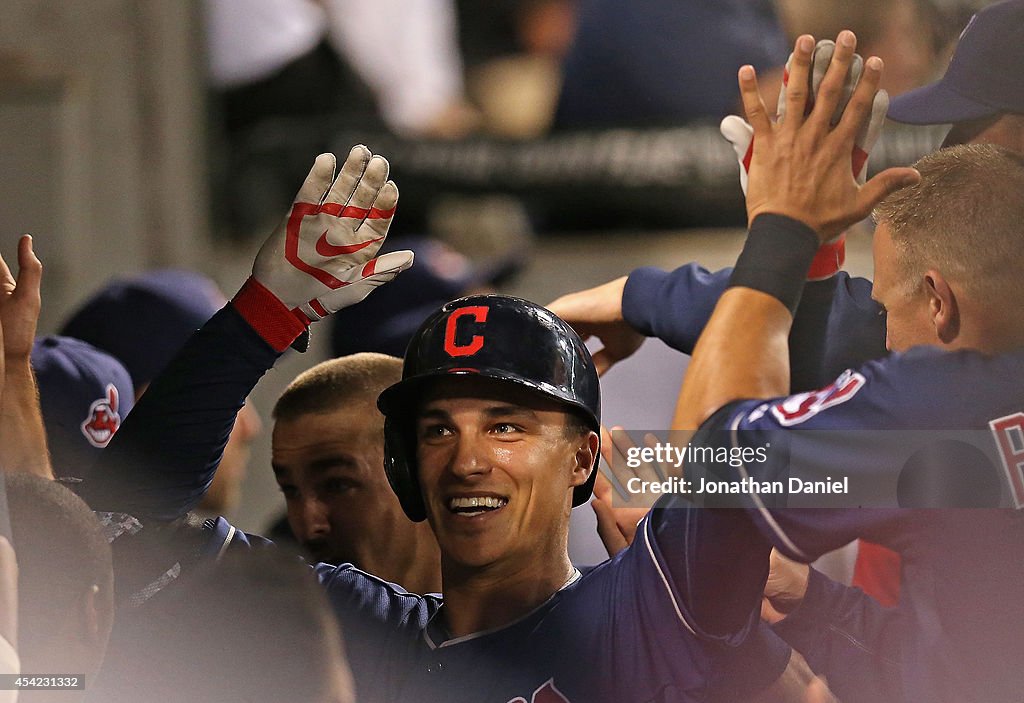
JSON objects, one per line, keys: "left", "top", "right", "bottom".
{"left": 728, "top": 214, "right": 820, "bottom": 314}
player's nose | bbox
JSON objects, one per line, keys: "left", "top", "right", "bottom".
{"left": 298, "top": 496, "right": 331, "bottom": 538}
{"left": 447, "top": 433, "right": 492, "bottom": 480}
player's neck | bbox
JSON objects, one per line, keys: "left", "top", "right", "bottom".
{"left": 396, "top": 525, "right": 443, "bottom": 595}
{"left": 439, "top": 551, "right": 576, "bottom": 639}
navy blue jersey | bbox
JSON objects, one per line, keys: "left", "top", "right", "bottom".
{"left": 79, "top": 299, "right": 793, "bottom": 702}
{"left": 622, "top": 264, "right": 886, "bottom": 391}
{"left": 688, "top": 346, "right": 1024, "bottom": 702}
{"left": 314, "top": 513, "right": 789, "bottom": 703}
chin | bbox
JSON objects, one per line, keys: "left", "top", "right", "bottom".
{"left": 441, "top": 537, "right": 508, "bottom": 570}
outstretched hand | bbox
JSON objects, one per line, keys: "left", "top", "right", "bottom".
{"left": 250, "top": 146, "right": 415, "bottom": 324}
{"left": 591, "top": 470, "right": 647, "bottom": 557}
{"left": 741, "top": 32, "right": 920, "bottom": 242}
{"left": 591, "top": 425, "right": 683, "bottom": 557}
{"left": 547, "top": 277, "right": 644, "bottom": 376}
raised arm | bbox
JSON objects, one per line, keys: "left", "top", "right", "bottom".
{"left": 0, "top": 236, "right": 51, "bottom": 479}
{"left": 652, "top": 28, "right": 916, "bottom": 665}
{"left": 80, "top": 147, "right": 413, "bottom": 521}
{"left": 674, "top": 32, "right": 917, "bottom": 430}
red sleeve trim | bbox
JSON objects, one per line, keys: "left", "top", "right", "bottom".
{"left": 806, "top": 235, "right": 846, "bottom": 281}
{"left": 231, "top": 277, "right": 308, "bottom": 352}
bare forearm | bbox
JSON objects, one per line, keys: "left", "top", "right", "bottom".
{"left": 0, "top": 360, "right": 53, "bottom": 478}
{"left": 673, "top": 286, "right": 794, "bottom": 430}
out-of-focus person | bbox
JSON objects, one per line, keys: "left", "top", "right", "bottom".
{"left": 59, "top": 269, "right": 261, "bottom": 515}
{"left": 106, "top": 549, "right": 355, "bottom": 703}
{"left": 206, "top": 0, "right": 478, "bottom": 139}
{"left": 5, "top": 473, "right": 113, "bottom": 703}
{"left": 554, "top": 0, "right": 789, "bottom": 129}
{"left": 270, "top": 354, "right": 442, "bottom": 594}
{"left": 775, "top": 0, "right": 948, "bottom": 96}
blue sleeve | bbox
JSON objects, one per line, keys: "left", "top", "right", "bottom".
{"left": 821, "top": 273, "right": 887, "bottom": 383}
{"left": 622, "top": 264, "right": 730, "bottom": 355}
{"left": 585, "top": 512, "right": 792, "bottom": 699}
{"left": 314, "top": 562, "right": 438, "bottom": 691}
{"left": 647, "top": 501, "right": 773, "bottom": 645}
{"left": 771, "top": 567, "right": 903, "bottom": 703}
{"left": 314, "top": 562, "right": 437, "bottom": 633}
{"left": 623, "top": 265, "right": 885, "bottom": 391}
{"left": 692, "top": 348, "right": 1022, "bottom": 562}
{"left": 78, "top": 305, "right": 282, "bottom": 521}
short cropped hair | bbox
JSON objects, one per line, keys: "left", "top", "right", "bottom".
{"left": 873, "top": 144, "right": 1024, "bottom": 301}
{"left": 563, "top": 409, "right": 596, "bottom": 441}
{"left": 273, "top": 353, "right": 403, "bottom": 423}
{"left": 6, "top": 473, "right": 113, "bottom": 661}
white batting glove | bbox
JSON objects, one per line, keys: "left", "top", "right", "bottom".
{"left": 777, "top": 40, "right": 863, "bottom": 130}
{"left": 721, "top": 40, "right": 889, "bottom": 280}
{"left": 233, "top": 146, "right": 414, "bottom": 351}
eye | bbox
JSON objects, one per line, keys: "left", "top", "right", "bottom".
{"left": 492, "top": 422, "right": 522, "bottom": 435}
{"left": 278, "top": 484, "right": 299, "bottom": 500}
{"left": 419, "top": 423, "right": 453, "bottom": 441}
{"left": 321, "top": 478, "right": 354, "bottom": 495}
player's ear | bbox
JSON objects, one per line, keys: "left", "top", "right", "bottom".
{"left": 924, "top": 270, "right": 959, "bottom": 345}
{"left": 569, "top": 430, "right": 600, "bottom": 488}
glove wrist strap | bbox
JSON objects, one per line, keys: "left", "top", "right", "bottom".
{"left": 807, "top": 235, "right": 846, "bottom": 281}
{"left": 232, "top": 277, "right": 309, "bottom": 352}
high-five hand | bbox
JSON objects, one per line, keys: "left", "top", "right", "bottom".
{"left": 250, "top": 146, "right": 414, "bottom": 325}
{"left": 740, "top": 32, "right": 919, "bottom": 242}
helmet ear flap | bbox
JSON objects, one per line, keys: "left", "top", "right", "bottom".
{"left": 383, "top": 415, "right": 428, "bottom": 522}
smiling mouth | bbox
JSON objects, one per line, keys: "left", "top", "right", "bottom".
{"left": 447, "top": 496, "right": 508, "bottom": 517}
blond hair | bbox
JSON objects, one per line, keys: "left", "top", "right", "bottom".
{"left": 873, "top": 144, "right": 1024, "bottom": 302}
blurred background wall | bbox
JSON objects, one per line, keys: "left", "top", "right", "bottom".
{"left": 0, "top": 0, "right": 214, "bottom": 332}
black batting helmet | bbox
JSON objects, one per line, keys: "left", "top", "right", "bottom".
{"left": 377, "top": 295, "right": 601, "bottom": 522}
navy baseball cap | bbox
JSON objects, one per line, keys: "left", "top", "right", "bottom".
{"left": 330, "top": 236, "right": 508, "bottom": 358}
{"left": 60, "top": 269, "right": 226, "bottom": 387}
{"left": 32, "top": 336, "right": 136, "bottom": 481}
{"left": 888, "top": 0, "right": 1024, "bottom": 124}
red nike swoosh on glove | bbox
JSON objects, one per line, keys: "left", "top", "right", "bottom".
{"left": 314, "top": 231, "right": 385, "bottom": 257}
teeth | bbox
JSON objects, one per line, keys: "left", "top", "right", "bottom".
{"left": 449, "top": 496, "right": 507, "bottom": 511}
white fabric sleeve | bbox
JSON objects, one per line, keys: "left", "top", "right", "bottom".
{"left": 324, "top": 0, "right": 465, "bottom": 134}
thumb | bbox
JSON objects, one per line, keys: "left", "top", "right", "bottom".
{"left": 858, "top": 167, "right": 920, "bottom": 215}
{"left": 14, "top": 235, "right": 42, "bottom": 301}
{"left": 314, "top": 249, "right": 415, "bottom": 317}
{"left": 361, "top": 249, "right": 415, "bottom": 282}
{"left": 720, "top": 115, "right": 755, "bottom": 194}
